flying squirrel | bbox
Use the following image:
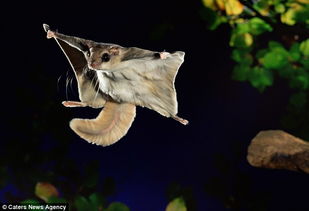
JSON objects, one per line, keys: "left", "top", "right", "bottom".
{"left": 43, "top": 24, "right": 188, "bottom": 147}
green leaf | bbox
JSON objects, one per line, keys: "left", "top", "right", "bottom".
{"left": 249, "top": 66, "right": 273, "bottom": 92}
{"left": 300, "top": 57, "right": 309, "bottom": 69}
{"left": 289, "top": 92, "right": 307, "bottom": 108}
{"left": 232, "top": 64, "right": 250, "bottom": 81}
{"left": 254, "top": 0, "right": 270, "bottom": 13}
{"left": 281, "top": 3, "right": 307, "bottom": 26}
{"left": 262, "top": 44, "right": 289, "bottom": 69}
{"left": 262, "top": 51, "right": 287, "bottom": 69}
{"left": 202, "top": 0, "right": 217, "bottom": 11}
{"left": 273, "top": 0, "right": 283, "bottom": 5}
{"left": 106, "top": 202, "right": 130, "bottom": 211}
{"left": 166, "top": 197, "right": 187, "bottom": 211}
{"left": 294, "top": 5, "right": 309, "bottom": 24}
{"left": 275, "top": 3, "right": 285, "bottom": 13}
{"left": 230, "top": 18, "right": 272, "bottom": 48}
{"left": 300, "top": 39, "right": 309, "bottom": 57}
{"left": 235, "top": 22, "right": 250, "bottom": 34}
{"left": 289, "top": 42, "right": 301, "bottom": 62}
{"left": 230, "top": 32, "right": 253, "bottom": 48}
{"left": 234, "top": 18, "right": 272, "bottom": 36}
{"left": 248, "top": 17, "right": 272, "bottom": 35}
{"left": 89, "top": 193, "right": 106, "bottom": 209}
{"left": 268, "top": 41, "right": 283, "bottom": 50}
{"left": 296, "top": 75, "right": 309, "bottom": 90}
{"left": 35, "top": 182, "right": 59, "bottom": 202}
{"left": 290, "top": 73, "right": 309, "bottom": 90}
{"left": 231, "top": 49, "right": 253, "bottom": 65}
{"left": 75, "top": 196, "right": 95, "bottom": 211}
{"left": 281, "top": 7, "right": 296, "bottom": 25}
{"left": 75, "top": 193, "right": 106, "bottom": 211}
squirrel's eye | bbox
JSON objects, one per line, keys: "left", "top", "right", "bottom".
{"left": 86, "top": 50, "right": 90, "bottom": 57}
{"left": 101, "top": 53, "right": 110, "bottom": 62}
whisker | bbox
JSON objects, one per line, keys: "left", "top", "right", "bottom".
{"left": 90, "top": 72, "right": 96, "bottom": 87}
{"left": 57, "top": 74, "right": 63, "bottom": 92}
{"left": 69, "top": 76, "right": 74, "bottom": 94}
{"left": 92, "top": 78, "right": 100, "bottom": 105}
{"left": 65, "top": 71, "right": 70, "bottom": 100}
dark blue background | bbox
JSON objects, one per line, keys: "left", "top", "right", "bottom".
{"left": 1, "top": 0, "right": 308, "bottom": 210}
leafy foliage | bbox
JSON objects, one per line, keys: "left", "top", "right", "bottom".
{"left": 74, "top": 193, "right": 107, "bottom": 211}
{"left": 35, "top": 182, "right": 59, "bottom": 202}
{"left": 166, "top": 183, "right": 196, "bottom": 210}
{"left": 18, "top": 181, "right": 187, "bottom": 211}
{"left": 106, "top": 202, "right": 130, "bottom": 211}
{"left": 201, "top": 0, "right": 309, "bottom": 139}
{"left": 166, "top": 197, "right": 187, "bottom": 211}
{"left": 21, "top": 182, "right": 130, "bottom": 211}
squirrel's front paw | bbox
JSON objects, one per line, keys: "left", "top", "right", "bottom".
{"left": 62, "top": 101, "right": 87, "bottom": 107}
{"left": 160, "top": 52, "right": 170, "bottom": 59}
{"left": 47, "top": 30, "right": 55, "bottom": 39}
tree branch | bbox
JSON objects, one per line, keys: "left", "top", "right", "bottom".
{"left": 247, "top": 130, "right": 309, "bottom": 174}
{"left": 239, "top": 0, "right": 275, "bottom": 26}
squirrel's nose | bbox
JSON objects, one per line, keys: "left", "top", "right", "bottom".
{"left": 89, "top": 61, "right": 99, "bottom": 68}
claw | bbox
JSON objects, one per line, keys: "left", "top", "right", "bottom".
{"left": 43, "top": 23, "right": 50, "bottom": 32}
{"left": 46, "top": 30, "right": 55, "bottom": 39}
{"left": 173, "top": 116, "right": 189, "bottom": 125}
{"left": 62, "top": 101, "right": 87, "bottom": 107}
{"left": 160, "top": 52, "right": 170, "bottom": 59}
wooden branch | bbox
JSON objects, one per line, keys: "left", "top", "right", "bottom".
{"left": 238, "top": 0, "right": 275, "bottom": 26}
{"left": 247, "top": 130, "right": 309, "bottom": 174}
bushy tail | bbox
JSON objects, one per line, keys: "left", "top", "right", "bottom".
{"left": 70, "top": 101, "right": 136, "bottom": 146}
